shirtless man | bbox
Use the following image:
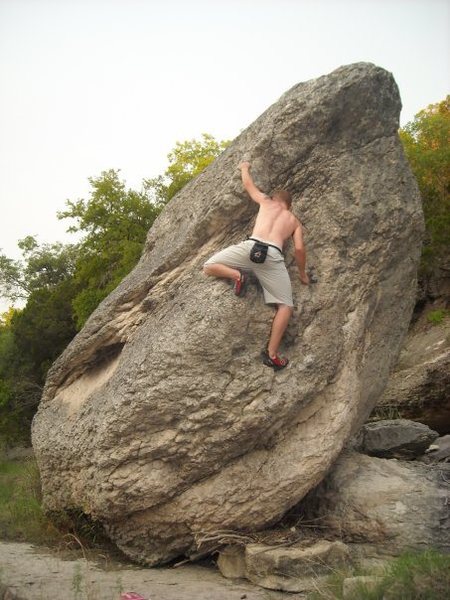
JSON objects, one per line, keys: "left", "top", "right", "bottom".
{"left": 203, "top": 161, "right": 309, "bottom": 370}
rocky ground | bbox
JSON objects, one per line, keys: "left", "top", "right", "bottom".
{"left": 0, "top": 541, "right": 304, "bottom": 600}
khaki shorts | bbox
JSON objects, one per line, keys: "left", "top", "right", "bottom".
{"left": 204, "top": 238, "right": 294, "bottom": 306}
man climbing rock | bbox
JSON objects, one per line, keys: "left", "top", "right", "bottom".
{"left": 203, "top": 161, "right": 309, "bottom": 370}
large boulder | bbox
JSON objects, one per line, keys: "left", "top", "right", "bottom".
{"left": 31, "top": 63, "right": 424, "bottom": 565}
{"left": 300, "top": 452, "right": 450, "bottom": 556}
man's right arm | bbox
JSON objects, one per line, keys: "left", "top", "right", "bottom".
{"left": 239, "top": 162, "right": 270, "bottom": 204}
{"left": 292, "top": 221, "right": 309, "bottom": 285}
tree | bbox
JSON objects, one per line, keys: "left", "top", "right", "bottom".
{"left": 399, "top": 97, "right": 450, "bottom": 271}
{"left": 58, "top": 169, "right": 162, "bottom": 328}
{"left": 0, "top": 237, "right": 79, "bottom": 303}
{"left": 0, "top": 240, "right": 80, "bottom": 444}
{"left": 145, "top": 133, "right": 230, "bottom": 204}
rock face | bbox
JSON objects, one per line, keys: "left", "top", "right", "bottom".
{"left": 31, "top": 63, "right": 424, "bottom": 565}
{"left": 300, "top": 452, "right": 450, "bottom": 556}
{"left": 377, "top": 317, "right": 450, "bottom": 433}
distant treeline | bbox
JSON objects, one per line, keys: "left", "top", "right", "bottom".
{"left": 0, "top": 97, "right": 448, "bottom": 446}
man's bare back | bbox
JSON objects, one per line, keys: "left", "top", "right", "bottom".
{"left": 251, "top": 197, "right": 299, "bottom": 250}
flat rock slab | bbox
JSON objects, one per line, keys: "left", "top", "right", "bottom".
{"left": 32, "top": 62, "right": 423, "bottom": 565}
{"left": 354, "top": 419, "right": 438, "bottom": 459}
{"left": 0, "top": 542, "right": 304, "bottom": 600}
{"left": 245, "top": 540, "right": 350, "bottom": 592}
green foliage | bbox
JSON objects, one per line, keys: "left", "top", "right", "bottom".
{"left": 426, "top": 308, "right": 448, "bottom": 325}
{"left": 58, "top": 169, "right": 161, "bottom": 328}
{"left": 0, "top": 456, "right": 120, "bottom": 556}
{"left": 0, "top": 237, "right": 79, "bottom": 303}
{"left": 0, "top": 310, "right": 45, "bottom": 445}
{"left": 145, "top": 132, "right": 229, "bottom": 204}
{"left": 309, "top": 549, "right": 450, "bottom": 599}
{"left": 0, "top": 245, "right": 79, "bottom": 444}
{"left": 0, "top": 457, "right": 59, "bottom": 543}
{"left": 399, "top": 97, "right": 450, "bottom": 272}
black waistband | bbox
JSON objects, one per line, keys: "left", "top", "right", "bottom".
{"left": 248, "top": 237, "right": 283, "bottom": 255}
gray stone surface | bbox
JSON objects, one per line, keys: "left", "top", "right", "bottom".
{"left": 245, "top": 541, "right": 350, "bottom": 592}
{"left": 301, "top": 452, "right": 450, "bottom": 556}
{"left": 377, "top": 317, "right": 450, "bottom": 434}
{"left": 421, "top": 434, "right": 450, "bottom": 463}
{"left": 0, "top": 541, "right": 300, "bottom": 600}
{"left": 355, "top": 419, "right": 438, "bottom": 459}
{"left": 32, "top": 62, "right": 424, "bottom": 565}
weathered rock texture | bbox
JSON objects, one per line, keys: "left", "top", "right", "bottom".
{"left": 245, "top": 540, "right": 350, "bottom": 593}
{"left": 300, "top": 452, "right": 450, "bottom": 556}
{"left": 377, "top": 317, "right": 450, "bottom": 433}
{"left": 32, "top": 63, "right": 424, "bottom": 565}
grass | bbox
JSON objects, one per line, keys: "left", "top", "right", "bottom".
{"left": 0, "top": 455, "right": 63, "bottom": 544}
{"left": 308, "top": 550, "right": 450, "bottom": 600}
{"left": 0, "top": 455, "right": 117, "bottom": 558}
{"left": 426, "top": 308, "right": 448, "bottom": 325}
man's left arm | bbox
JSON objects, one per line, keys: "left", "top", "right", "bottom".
{"left": 239, "top": 162, "right": 271, "bottom": 204}
{"left": 292, "top": 222, "right": 309, "bottom": 285}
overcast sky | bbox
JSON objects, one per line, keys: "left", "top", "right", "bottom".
{"left": 0, "top": 0, "right": 449, "bottom": 310}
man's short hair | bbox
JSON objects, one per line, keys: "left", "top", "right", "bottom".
{"left": 273, "top": 189, "right": 292, "bottom": 209}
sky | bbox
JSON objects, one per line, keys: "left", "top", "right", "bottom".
{"left": 0, "top": 0, "right": 449, "bottom": 311}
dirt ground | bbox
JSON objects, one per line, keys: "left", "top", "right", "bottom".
{"left": 0, "top": 541, "right": 306, "bottom": 600}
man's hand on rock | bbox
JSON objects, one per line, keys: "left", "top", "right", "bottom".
{"left": 239, "top": 161, "right": 251, "bottom": 170}
{"left": 299, "top": 270, "right": 310, "bottom": 285}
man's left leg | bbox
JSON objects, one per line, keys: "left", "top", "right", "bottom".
{"left": 267, "top": 304, "right": 293, "bottom": 359}
{"left": 254, "top": 256, "right": 294, "bottom": 369}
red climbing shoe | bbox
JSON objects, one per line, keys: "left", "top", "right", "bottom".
{"left": 261, "top": 350, "right": 289, "bottom": 371}
{"left": 234, "top": 271, "right": 247, "bottom": 297}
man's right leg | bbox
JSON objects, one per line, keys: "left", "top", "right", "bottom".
{"left": 203, "top": 263, "right": 240, "bottom": 282}
{"left": 203, "top": 262, "right": 247, "bottom": 296}
{"left": 203, "top": 242, "right": 253, "bottom": 296}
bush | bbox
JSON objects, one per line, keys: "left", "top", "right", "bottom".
{"left": 309, "top": 549, "right": 450, "bottom": 599}
{"left": 426, "top": 309, "right": 448, "bottom": 325}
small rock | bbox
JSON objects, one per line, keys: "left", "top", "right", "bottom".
{"left": 358, "top": 419, "right": 438, "bottom": 459}
{"left": 245, "top": 540, "right": 350, "bottom": 592}
{"left": 217, "top": 545, "right": 246, "bottom": 579}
